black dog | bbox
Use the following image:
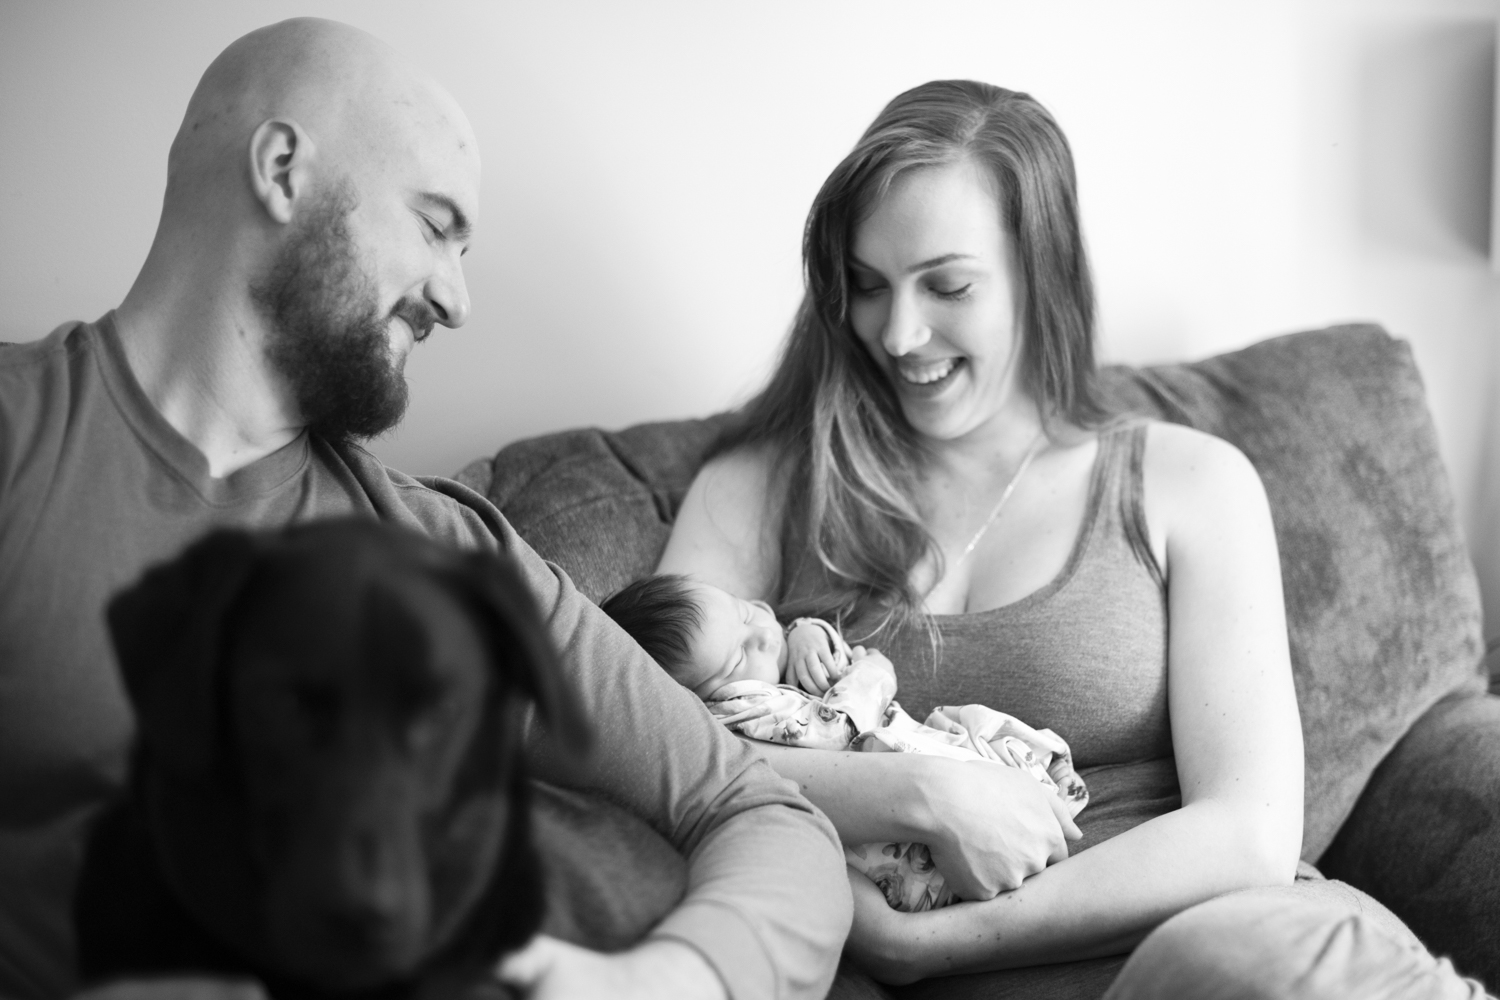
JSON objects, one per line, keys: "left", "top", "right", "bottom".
{"left": 75, "top": 519, "right": 680, "bottom": 1000}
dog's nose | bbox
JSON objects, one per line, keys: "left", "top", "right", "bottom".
{"left": 321, "top": 829, "right": 419, "bottom": 941}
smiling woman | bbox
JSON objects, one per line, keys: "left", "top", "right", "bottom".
{"left": 656, "top": 79, "right": 1485, "bottom": 999}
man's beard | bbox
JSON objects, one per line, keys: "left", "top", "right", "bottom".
{"left": 251, "top": 184, "right": 434, "bottom": 443}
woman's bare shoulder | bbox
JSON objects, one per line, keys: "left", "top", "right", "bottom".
{"left": 657, "top": 444, "right": 785, "bottom": 597}
{"left": 1138, "top": 421, "right": 1272, "bottom": 562}
{"left": 1140, "top": 421, "right": 1263, "bottom": 496}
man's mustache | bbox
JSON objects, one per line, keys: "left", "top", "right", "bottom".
{"left": 392, "top": 300, "right": 437, "bottom": 343}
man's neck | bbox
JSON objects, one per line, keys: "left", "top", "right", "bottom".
{"left": 114, "top": 286, "right": 304, "bottom": 479}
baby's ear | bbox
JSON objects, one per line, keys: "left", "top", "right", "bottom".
{"left": 107, "top": 529, "right": 264, "bottom": 780}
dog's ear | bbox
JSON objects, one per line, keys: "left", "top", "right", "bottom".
{"left": 107, "top": 528, "right": 263, "bottom": 780}
{"left": 456, "top": 551, "right": 593, "bottom": 761}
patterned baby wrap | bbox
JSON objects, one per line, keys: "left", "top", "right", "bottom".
{"left": 704, "top": 619, "right": 1088, "bottom": 912}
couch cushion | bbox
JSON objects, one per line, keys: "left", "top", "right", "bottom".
{"left": 454, "top": 415, "right": 733, "bottom": 605}
{"left": 459, "top": 323, "right": 1487, "bottom": 860}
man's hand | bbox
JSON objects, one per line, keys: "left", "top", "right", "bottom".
{"left": 497, "top": 935, "right": 725, "bottom": 1000}
{"left": 786, "top": 621, "right": 841, "bottom": 694}
{"left": 71, "top": 978, "right": 268, "bottom": 1000}
{"left": 922, "top": 759, "right": 1081, "bottom": 900}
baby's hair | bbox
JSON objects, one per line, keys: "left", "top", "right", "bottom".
{"left": 600, "top": 573, "right": 704, "bottom": 681}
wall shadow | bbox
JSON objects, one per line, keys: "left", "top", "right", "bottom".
{"left": 1359, "top": 20, "right": 1496, "bottom": 259}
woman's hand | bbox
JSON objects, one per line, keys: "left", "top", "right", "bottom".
{"left": 843, "top": 869, "right": 928, "bottom": 985}
{"left": 922, "top": 759, "right": 1081, "bottom": 900}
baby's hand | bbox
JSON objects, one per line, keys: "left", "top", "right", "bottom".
{"left": 786, "top": 621, "right": 840, "bottom": 695}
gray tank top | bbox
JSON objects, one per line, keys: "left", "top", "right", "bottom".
{"left": 872, "top": 421, "right": 1179, "bottom": 851}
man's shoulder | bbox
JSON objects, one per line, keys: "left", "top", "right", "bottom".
{"left": 0, "top": 321, "right": 100, "bottom": 460}
{"left": 0, "top": 320, "right": 92, "bottom": 381}
{"left": 330, "top": 441, "right": 511, "bottom": 553}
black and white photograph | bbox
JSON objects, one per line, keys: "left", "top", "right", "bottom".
{"left": 2, "top": 2, "right": 1498, "bottom": 998}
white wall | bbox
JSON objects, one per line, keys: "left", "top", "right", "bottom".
{"left": 3, "top": 0, "right": 1498, "bottom": 639}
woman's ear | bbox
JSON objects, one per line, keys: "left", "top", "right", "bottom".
{"left": 247, "top": 117, "right": 316, "bottom": 225}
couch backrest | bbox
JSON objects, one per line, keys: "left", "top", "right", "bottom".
{"left": 455, "top": 323, "right": 1488, "bottom": 861}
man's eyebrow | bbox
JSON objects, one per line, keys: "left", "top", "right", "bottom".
{"left": 415, "top": 192, "right": 472, "bottom": 242}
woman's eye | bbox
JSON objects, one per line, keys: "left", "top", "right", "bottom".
{"left": 848, "top": 274, "right": 885, "bottom": 296}
{"left": 931, "top": 283, "right": 972, "bottom": 301}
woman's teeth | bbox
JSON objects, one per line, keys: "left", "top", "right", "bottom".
{"left": 898, "top": 358, "right": 960, "bottom": 385}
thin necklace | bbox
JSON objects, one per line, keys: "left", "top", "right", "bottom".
{"left": 952, "top": 429, "right": 1047, "bottom": 568}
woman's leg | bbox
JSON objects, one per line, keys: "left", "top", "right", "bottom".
{"left": 891, "top": 955, "right": 1128, "bottom": 1000}
{"left": 1103, "top": 876, "right": 1492, "bottom": 1000}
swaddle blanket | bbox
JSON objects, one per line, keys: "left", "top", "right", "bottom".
{"left": 706, "top": 664, "right": 1087, "bottom": 912}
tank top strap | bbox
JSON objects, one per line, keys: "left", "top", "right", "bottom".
{"left": 1085, "top": 420, "right": 1164, "bottom": 590}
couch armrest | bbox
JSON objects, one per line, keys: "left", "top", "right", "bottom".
{"left": 1318, "top": 688, "right": 1500, "bottom": 988}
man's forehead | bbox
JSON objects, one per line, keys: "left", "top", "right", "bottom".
{"left": 371, "top": 87, "right": 481, "bottom": 223}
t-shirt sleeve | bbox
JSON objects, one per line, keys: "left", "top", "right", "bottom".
{"left": 393, "top": 472, "right": 852, "bottom": 1000}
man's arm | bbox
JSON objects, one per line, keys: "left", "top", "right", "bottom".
{"left": 502, "top": 512, "right": 851, "bottom": 999}
{"left": 403, "top": 476, "right": 850, "bottom": 1000}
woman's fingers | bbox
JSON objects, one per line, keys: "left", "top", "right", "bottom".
{"left": 1048, "top": 791, "right": 1083, "bottom": 842}
{"left": 920, "top": 760, "right": 1072, "bottom": 900}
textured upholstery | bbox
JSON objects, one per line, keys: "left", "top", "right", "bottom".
{"left": 453, "top": 414, "right": 732, "bottom": 603}
{"left": 1319, "top": 691, "right": 1500, "bottom": 986}
{"left": 455, "top": 323, "right": 1497, "bottom": 983}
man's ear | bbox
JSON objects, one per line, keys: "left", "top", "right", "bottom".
{"left": 107, "top": 529, "right": 263, "bottom": 780}
{"left": 248, "top": 117, "right": 315, "bottom": 225}
{"left": 457, "top": 551, "right": 593, "bottom": 764}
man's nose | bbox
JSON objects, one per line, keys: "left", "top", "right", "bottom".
{"left": 425, "top": 253, "right": 471, "bottom": 328}
{"left": 881, "top": 291, "right": 931, "bottom": 357}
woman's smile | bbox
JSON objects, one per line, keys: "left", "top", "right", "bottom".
{"left": 847, "top": 158, "right": 1031, "bottom": 442}
{"left": 895, "top": 356, "right": 964, "bottom": 388}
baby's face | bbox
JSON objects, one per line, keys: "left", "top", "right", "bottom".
{"left": 678, "top": 582, "right": 787, "bottom": 699}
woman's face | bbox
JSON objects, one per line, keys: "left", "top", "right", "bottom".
{"left": 847, "top": 158, "right": 1030, "bottom": 443}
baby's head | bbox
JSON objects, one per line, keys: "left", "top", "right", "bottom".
{"left": 601, "top": 575, "right": 786, "bottom": 699}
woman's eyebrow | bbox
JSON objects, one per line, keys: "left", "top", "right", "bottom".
{"left": 905, "top": 252, "right": 975, "bottom": 274}
{"left": 847, "top": 252, "right": 976, "bottom": 274}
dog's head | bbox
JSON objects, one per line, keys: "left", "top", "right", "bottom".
{"left": 106, "top": 519, "right": 589, "bottom": 995}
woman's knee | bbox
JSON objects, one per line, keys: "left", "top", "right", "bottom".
{"left": 1101, "top": 885, "right": 1486, "bottom": 1000}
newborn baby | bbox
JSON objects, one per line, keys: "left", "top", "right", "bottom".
{"left": 602, "top": 574, "right": 1088, "bottom": 911}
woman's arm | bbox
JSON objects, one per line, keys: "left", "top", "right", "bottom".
{"left": 755, "top": 742, "right": 1079, "bottom": 898}
{"left": 658, "top": 449, "right": 782, "bottom": 597}
{"left": 660, "top": 452, "right": 1079, "bottom": 897}
{"left": 848, "top": 424, "right": 1305, "bottom": 983}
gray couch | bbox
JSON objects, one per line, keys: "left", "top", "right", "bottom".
{"left": 455, "top": 324, "right": 1500, "bottom": 989}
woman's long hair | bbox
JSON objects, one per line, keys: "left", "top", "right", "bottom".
{"left": 719, "top": 80, "right": 1106, "bottom": 641}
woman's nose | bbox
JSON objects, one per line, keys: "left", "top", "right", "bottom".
{"left": 881, "top": 291, "right": 931, "bottom": 357}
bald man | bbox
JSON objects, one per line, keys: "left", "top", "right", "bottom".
{"left": 0, "top": 18, "right": 849, "bottom": 1000}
